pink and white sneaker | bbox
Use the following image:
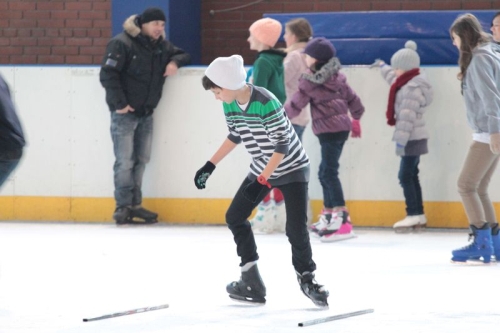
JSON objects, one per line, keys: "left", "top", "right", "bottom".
{"left": 319, "top": 209, "right": 356, "bottom": 242}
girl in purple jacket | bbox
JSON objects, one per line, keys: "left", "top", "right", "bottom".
{"left": 284, "top": 37, "right": 365, "bottom": 242}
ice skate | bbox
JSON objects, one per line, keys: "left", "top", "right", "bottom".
{"left": 273, "top": 200, "right": 286, "bottom": 233}
{"left": 226, "top": 263, "right": 266, "bottom": 305}
{"left": 296, "top": 271, "right": 329, "bottom": 307}
{"left": 393, "top": 215, "right": 425, "bottom": 233}
{"left": 250, "top": 201, "right": 276, "bottom": 234}
{"left": 308, "top": 210, "right": 330, "bottom": 236}
{"left": 318, "top": 209, "right": 356, "bottom": 242}
{"left": 306, "top": 201, "right": 313, "bottom": 226}
{"left": 451, "top": 225, "right": 493, "bottom": 264}
{"left": 113, "top": 206, "right": 132, "bottom": 225}
{"left": 127, "top": 205, "right": 158, "bottom": 225}
{"left": 492, "top": 223, "right": 500, "bottom": 260}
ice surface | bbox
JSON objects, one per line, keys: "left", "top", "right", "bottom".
{"left": 0, "top": 222, "right": 498, "bottom": 333}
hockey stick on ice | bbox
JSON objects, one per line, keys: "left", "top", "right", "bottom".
{"left": 83, "top": 303, "right": 169, "bottom": 322}
{"left": 298, "top": 308, "right": 374, "bottom": 327}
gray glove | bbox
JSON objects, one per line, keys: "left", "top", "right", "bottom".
{"left": 396, "top": 144, "right": 405, "bottom": 156}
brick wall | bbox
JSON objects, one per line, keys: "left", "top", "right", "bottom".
{"left": 1, "top": 0, "right": 499, "bottom": 65}
{"left": 201, "top": 0, "right": 500, "bottom": 65}
{"left": 0, "top": 0, "right": 111, "bottom": 65}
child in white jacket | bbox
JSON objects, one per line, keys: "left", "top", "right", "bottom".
{"left": 375, "top": 40, "right": 433, "bottom": 233}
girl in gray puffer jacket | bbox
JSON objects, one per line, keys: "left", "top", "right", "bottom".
{"left": 285, "top": 37, "right": 365, "bottom": 243}
{"left": 376, "top": 40, "right": 433, "bottom": 233}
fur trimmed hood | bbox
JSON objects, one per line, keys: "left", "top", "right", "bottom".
{"left": 122, "top": 15, "right": 166, "bottom": 39}
{"left": 301, "top": 57, "right": 341, "bottom": 85}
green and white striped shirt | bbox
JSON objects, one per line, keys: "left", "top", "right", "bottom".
{"left": 224, "top": 85, "right": 309, "bottom": 185}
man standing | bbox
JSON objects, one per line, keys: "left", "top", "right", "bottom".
{"left": 0, "top": 74, "right": 25, "bottom": 189}
{"left": 100, "top": 7, "right": 191, "bottom": 225}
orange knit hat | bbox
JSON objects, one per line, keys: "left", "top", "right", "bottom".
{"left": 249, "top": 18, "right": 282, "bottom": 47}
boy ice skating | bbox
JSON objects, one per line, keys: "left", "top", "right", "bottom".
{"left": 194, "top": 55, "right": 329, "bottom": 307}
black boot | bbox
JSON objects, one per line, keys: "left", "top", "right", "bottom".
{"left": 226, "top": 263, "right": 266, "bottom": 304}
{"left": 113, "top": 206, "right": 131, "bottom": 225}
{"left": 297, "top": 271, "right": 329, "bottom": 307}
{"left": 129, "top": 206, "right": 158, "bottom": 224}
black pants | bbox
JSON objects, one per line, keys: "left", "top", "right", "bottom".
{"left": 225, "top": 177, "right": 316, "bottom": 274}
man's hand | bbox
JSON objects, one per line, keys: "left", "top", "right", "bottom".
{"left": 164, "top": 62, "right": 179, "bottom": 77}
{"left": 116, "top": 105, "right": 135, "bottom": 114}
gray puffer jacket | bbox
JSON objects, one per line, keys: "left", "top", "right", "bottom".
{"left": 381, "top": 65, "right": 433, "bottom": 156}
{"left": 462, "top": 42, "right": 500, "bottom": 134}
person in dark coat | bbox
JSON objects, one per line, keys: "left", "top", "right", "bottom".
{"left": 0, "top": 74, "right": 25, "bottom": 189}
{"left": 100, "top": 7, "right": 191, "bottom": 224}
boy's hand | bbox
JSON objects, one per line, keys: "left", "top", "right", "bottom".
{"left": 194, "top": 161, "right": 216, "bottom": 189}
{"left": 243, "top": 176, "right": 271, "bottom": 203}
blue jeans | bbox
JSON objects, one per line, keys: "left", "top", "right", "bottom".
{"left": 399, "top": 156, "right": 424, "bottom": 216}
{"left": 318, "top": 139, "right": 346, "bottom": 208}
{"left": 110, "top": 112, "right": 153, "bottom": 208}
{"left": 0, "top": 159, "right": 20, "bottom": 189}
{"left": 292, "top": 124, "right": 305, "bottom": 143}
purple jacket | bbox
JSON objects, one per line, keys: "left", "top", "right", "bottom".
{"left": 284, "top": 57, "right": 364, "bottom": 135}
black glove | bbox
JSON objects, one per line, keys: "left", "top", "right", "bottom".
{"left": 243, "top": 176, "right": 271, "bottom": 203}
{"left": 194, "top": 161, "right": 216, "bottom": 189}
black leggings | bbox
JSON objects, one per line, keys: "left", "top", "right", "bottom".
{"left": 225, "top": 177, "right": 316, "bottom": 274}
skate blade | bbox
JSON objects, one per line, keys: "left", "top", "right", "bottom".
{"left": 450, "top": 258, "right": 495, "bottom": 265}
{"left": 320, "top": 233, "right": 357, "bottom": 243}
{"left": 394, "top": 225, "right": 425, "bottom": 234}
{"left": 229, "top": 294, "right": 266, "bottom": 305}
{"left": 309, "top": 230, "right": 321, "bottom": 238}
{"left": 116, "top": 219, "right": 158, "bottom": 226}
{"left": 252, "top": 228, "right": 274, "bottom": 235}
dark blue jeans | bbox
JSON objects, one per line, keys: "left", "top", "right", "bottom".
{"left": 318, "top": 139, "right": 346, "bottom": 208}
{"left": 110, "top": 112, "right": 153, "bottom": 208}
{"left": 292, "top": 124, "right": 305, "bottom": 143}
{"left": 399, "top": 156, "right": 424, "bottom": 216}
{"left": 0, "top": 159, "right": 20, "bottom": 189}
{"left": 225, "top": 177, "right": 316, "bottom": 275}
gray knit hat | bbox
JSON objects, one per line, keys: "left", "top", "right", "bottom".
{"left": 390, "top": 40, "right": 420, "bottom": 71}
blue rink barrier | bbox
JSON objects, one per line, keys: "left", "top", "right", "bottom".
{"left": 266, "top": 10, "right": 498, "bottom": 65}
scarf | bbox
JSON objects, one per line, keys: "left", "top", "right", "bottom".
{"left": 386, "top": 68, "right": 420, "bottom": 126}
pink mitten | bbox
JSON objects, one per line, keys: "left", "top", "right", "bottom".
{"left": 351, "top": 119, "right": 361, "bottom": 138}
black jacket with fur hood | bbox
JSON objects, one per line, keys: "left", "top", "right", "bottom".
{"left": 0, "top": 74, "right": 25, "bottom": 159}
{"left": 100, "top": 15, "right": 191, "bottom": 116}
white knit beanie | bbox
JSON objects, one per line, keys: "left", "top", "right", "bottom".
{"left": 205, "top": 55, "right": 247, "bottom": 90}
{"left": 391, "top": 40, "right": 420, "bottom": 71}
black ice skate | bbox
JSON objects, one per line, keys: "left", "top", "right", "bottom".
{"left": 128, "top": 206, "right": 158, "bottom": 224}
{"left": 296, "top": 271, "right": 329, "bottom": 307}
{"left": 226, "top": 264, "right": 266, "bottom": 305}
{"left": 113, "top": 206, "right": 132, "bottom": 225}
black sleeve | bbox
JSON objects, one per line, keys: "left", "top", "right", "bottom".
{"left": 166, "top": 42, "right": 191, "bottom": 68}
{"left": 99, "top": 38, "right": 129, "bottom": 111}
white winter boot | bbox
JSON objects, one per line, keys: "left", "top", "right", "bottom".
{"left": 250, "top": 200, "right": 276, "bottom": 234}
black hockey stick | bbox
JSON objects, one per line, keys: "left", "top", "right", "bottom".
{"left": 83, "top": 303, "right": 169, "bottom": 322}
{"left": 298, "top": 308, "right": 374, "bottom": 327}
